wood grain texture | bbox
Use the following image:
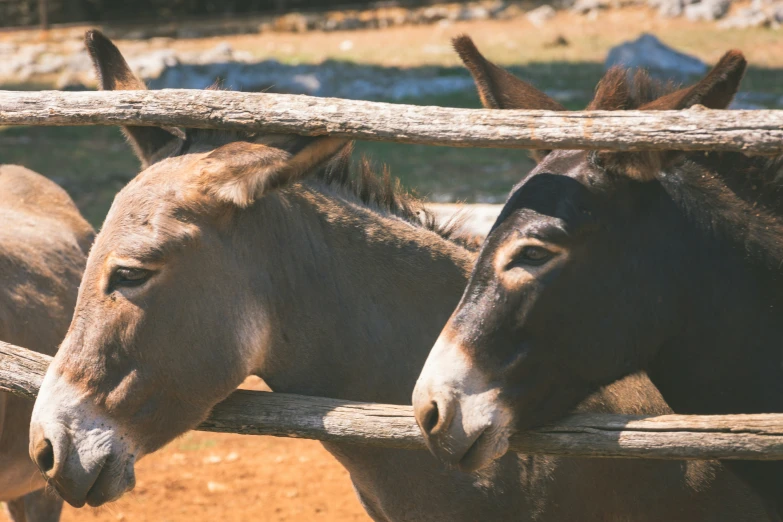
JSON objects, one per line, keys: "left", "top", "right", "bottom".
{"left": 2, "top": 90, "right": 783, "bottom": 153}
{"left": 3, "top": 340, "right": 783, "bottom": 459}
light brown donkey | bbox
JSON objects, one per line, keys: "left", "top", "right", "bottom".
{"left": 29, "top": 31, "right": 768, "bottom": 520}
{"left": 0, "top": 165, "right": 93, "bottom": 522}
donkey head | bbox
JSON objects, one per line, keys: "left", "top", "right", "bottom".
{"left": 413, "top": 36, "right": 747, "bottom": 472}
{"left": 29, "top": 31, "right": 348, "bottom": 507}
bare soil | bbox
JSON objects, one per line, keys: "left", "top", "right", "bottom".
{"left": 56, "top": 435, "right": 369, "bottom": 522}
{"left": 2, "top": 378, "right": 371, "bottom": 522}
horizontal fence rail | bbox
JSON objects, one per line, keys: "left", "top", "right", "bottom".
{"left": 2, "top": 90, "right": 783, "bottom": 153}
{"left": 2, "top": 341, "right": 783, "bottom": 460}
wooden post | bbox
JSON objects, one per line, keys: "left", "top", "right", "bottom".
{"left": 38, "top": 0, "right": 49, "bottom": 31}
{"left": 1, "top": 89, "right": 783, "bottom": 153}
{"left": 2, "top": 340, "right": 783, "bottom": 460}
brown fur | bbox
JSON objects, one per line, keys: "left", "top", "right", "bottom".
{"left": 30, "top": 32, "right": 768, "bottom": 520}
{"left": 0, "top": 165, "right": 92, "bottom": 520}
{"left": 453, "top": 35, "right": 564, "bottom": 162}
{"left": 85, "top": 30, "right": 184, "bottom": 167}
{"left": 427, "top": 35, "right": 776, "bottom": 518}
{"left": 590, "top": 49, "right": 747, "bottom": 181}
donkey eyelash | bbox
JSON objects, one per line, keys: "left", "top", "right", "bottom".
{"left": 108, "top": 267, "right": 154, "bottom": 292}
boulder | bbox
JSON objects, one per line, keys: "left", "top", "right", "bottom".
{"left": 684, "top": 0, "right": 732, "bottom": 20}
{"left": 717, "top": 5, "right": 771, "bottom": 27}
{"left": 527, "top": 5, "right": 557, "bottom": 25}
{"left": 572, "top": 0, "right": 609, "bottom": 14}
{"left": 126, "top": 49, "right": 179, "bottom": 80}
{"left": 605, "top": 33, "right": 707, "bottom": 81}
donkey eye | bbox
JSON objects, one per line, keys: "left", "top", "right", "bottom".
{"left": 110, "top": 267, "right": 152, "bottom": 289}
{"left": 512, "top": 246, "right": 554, "bottom": 267}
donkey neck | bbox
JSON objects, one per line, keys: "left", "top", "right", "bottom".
{"left": 235, "top": 182, "right": 475, "bottom": 404}
{"left": 646, "top": 217, "right": 783, "bottom": 417}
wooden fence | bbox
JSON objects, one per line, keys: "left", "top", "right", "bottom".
{"left": 3, "top": 90, "right": 783, "bottom": 153}
{"left": 1, "top": 88, "right": 783, "bottom": 460}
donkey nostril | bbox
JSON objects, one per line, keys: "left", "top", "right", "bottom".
{"left": 34, "top": 438, "right": 55, "bottom": 474}
{"left": 422, "top": 401, "right": 441, "bottom": 435}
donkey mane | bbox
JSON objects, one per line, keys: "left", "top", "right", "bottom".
{"left": 179, "top": 129, "right": 477, "bottom": 250}
{"left": 661, "top": 152, "right": 783, "bottom": 269}
{"left": 586, "top": 67, "right": 783, "bottom": 269}
{"left": 319, "top": 143, "right": 476, "bottom": 248}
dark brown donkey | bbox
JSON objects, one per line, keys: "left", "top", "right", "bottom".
{"left": 0, "top": 165, "right": 93, "bottom": 522}
{"left": 28, "top": 31, "right": 768, "bottom": 520}
{"left": 413, "top": 35, "right": 783, "bottom": 519}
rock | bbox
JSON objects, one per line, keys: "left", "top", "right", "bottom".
{"left": 225, "top": 452, "right": 240, "bottom": 462}
{"left": 572, "top": 0, "right": 609, "bottom": 14}
{"left": 197, "top": 42, "right": 235, "bottom": 63}
{"left": 655, "top": 0, "right": 681, "bottom": 17}
{"left": 203, "top": 454, "right": 222, "bottom": 464}
{"left": 717, "top": 6, "right": 771, "bottom": 27}
{"left": 651, "top": 0, "right": 699, "bottom": 17}
{"left": 206, "top": 481, "right": 228, "bottom": 493}
{"left": 605, "top": 33, "right": 707, "bottom": 81}
{"left": 418, "top": 6, "right": 451, "bottom": 23}
{"left": 495, "top": 3, "right": 525, "bottom": 17}
{"left": 127, "top": 49, "right": 179, "bottom": 80}
{"left": 33, "top": 54, "right": 66, "bottom": 75}
{"left": 527, "top": 5, "right": 557, "bottom": 25}
{"left": 684, "top": 0, "right": 731, "bottom": 20}
{"left": 0, "top": 42, "right": 18, "bottom": 55}
{"left": 457, "top": 5, "right": 491, "bottom": 20}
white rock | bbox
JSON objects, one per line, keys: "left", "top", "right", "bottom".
{"left": 684, "top": 0, "right": 731, "bottom": 20}
{"left": 206, "top": 481, "right": 228, "bottom": 493}
{"left": 527, "top": 5, "right": 557, "bottom": 25}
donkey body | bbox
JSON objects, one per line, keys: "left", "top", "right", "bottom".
{"left": 413, "top": 36, "right": 783, "bottom": 519}
{"left": 0, "top": 165, "right": 93, "bottom": 522}
{"left": 28, "top": 32, "right": 768, "bottom": 521}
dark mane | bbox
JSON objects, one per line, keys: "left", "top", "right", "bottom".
{"left": 587, "top": 67, "right": 783, "bottom": 270}
{"left": 181, "top": 129, "right": 478, "bottom": 250}
{"left": 317, "top": 143, "right": 479, "bottom": 250}
{"left": 587, "top": 68, "right": 679, "bottom": 111}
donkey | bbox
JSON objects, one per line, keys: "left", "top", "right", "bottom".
{"left": 27, "top": 31, "right": 769, "bottom": 521}
{"left": 0, "top": 165, "right": 93, "bottom": 522}
{"left": 413, "top": 35, "right": 783, "bottom": 519}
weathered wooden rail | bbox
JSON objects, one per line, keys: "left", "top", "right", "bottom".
{"left": 3, "top": 341, "right": 783, "bottom": 460}
{"left": 3, "top": 89, "right": 783, "bottom": 460}
{"left": 2, "top": 89, "right": 783, "bottom": 153}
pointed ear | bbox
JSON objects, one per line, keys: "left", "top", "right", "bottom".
{"left": 85, "top": 30, "right": 184, "bottom": 168}
{"left": 454, "top": 35, "right": 565, "bottom": 111}
{"left": 453, "top": 35, "right": 564, "bottom": 162}
{"left": 195, "top": 137, "right": 350, "bottom": 208}
{"left": 587, "top": 67, "right": 631, "bottom": 110}
{"left": 598, "top": 50, "right": 747, "bottom": 182}
{"left": 641, "top": 50, "right": 746, "bottom": 110}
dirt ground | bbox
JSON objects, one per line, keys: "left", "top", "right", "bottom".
{"left": 57, "top": 435, "right": 369, "bottom": 522}
{"left": 3, "top": 378, "right": 371, "bottom": 522}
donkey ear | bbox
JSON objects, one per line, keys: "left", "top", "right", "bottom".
{"left": 196, "top": 137, "right": 350, "bottom": 208}
{"left": 641, "top": 50, "right": 746, "bottom": 111}
{"left": 85, "top": 30, "right": 184, "bottom": 168}
{"left": 453, "top": 35, "right": 564, "bottom": 162}
{"left": 587, "top": 67, "right": 631, "bottom": 110}
{"left": 454, "top": 35, "right": 565, "bottom": 112}
{"left": 598, "top": 50, "right": 747, "bottom": 182}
